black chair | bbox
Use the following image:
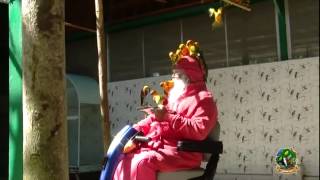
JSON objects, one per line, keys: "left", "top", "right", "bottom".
{"left": 158, "top": 122, "right": 223, "bottom": 180}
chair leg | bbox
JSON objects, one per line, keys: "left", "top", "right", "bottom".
{"left": 187, "top": 155, "right": 220, "bottom": 180}
{"left": 203, "top": 155, "right": 220, "bottom": 180}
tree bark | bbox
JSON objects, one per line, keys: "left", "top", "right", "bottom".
{"left": 22, "top": 0, "right": 69, "bottom": 179}
{"left": 95, "top": 0, "right": 111, "bottom": 152}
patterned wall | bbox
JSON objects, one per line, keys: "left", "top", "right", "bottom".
{"left": 107, "top": 57, "right": 319, "bottom": 177}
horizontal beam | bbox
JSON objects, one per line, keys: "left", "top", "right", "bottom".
{"left": 67, "top": 1, "right": 219, "bottom": 42}
{"left": 67, "top": 0, "right": 268, "bottom": 42}
{"left": 65, "top": 22, "right": 96, "bottom": 33}
{"left": 0, "top": 0, "right": 9, "bottom": 4}
{"left": 222, "top": 0, "right": 251, "bottom": 11}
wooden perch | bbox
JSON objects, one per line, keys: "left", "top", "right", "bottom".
{"left": 222, "top": 0, "right": 251, "bottom": 11}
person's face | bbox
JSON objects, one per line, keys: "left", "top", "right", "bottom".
{"left": 168, "top": 69, "right": 188, "bottom": 103}
{"left": 171, "top": 69, "right": 185, "bottom": 80}
{"left": 171, "top": 69, "right": 189, "bottom": 88}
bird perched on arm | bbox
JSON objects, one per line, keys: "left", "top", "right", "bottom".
{"left": 140, "top": 85, "right": 168, "bottom": 109}
{"left": 150, "top": 89, "right": 167, "bottom": 109}
{"left": 140, "top": 85, "right": 151, "bottom": 106}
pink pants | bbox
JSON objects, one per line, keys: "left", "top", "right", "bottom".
{"left": 112, "top": 149, "right": 201, "bottom": 180}
{"left": 113, "top": 151, "right": 157, "bottom": 180}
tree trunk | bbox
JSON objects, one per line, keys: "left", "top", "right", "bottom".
{"left": 22, "top": 0, "right": 69, "bottom": 179}
{"left": 95, "top": 0, "right": 111, "bottom": 152}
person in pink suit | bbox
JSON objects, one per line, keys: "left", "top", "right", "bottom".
{"left": 113, "top": 40, "right": 218, "bottom": 180}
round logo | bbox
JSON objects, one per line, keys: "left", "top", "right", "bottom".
{"left": 275, "top": 148, "right": 299, "bottom": 174}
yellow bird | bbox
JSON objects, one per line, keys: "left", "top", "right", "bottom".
{"left": 186, "top": 40, "right": 200, "bottom": 57}
{"left": 169, "top": 51, "right": 179, "bottom": 64}
{"left": 140, "top": 85, "right": 151, "bottom": 106}
{"left": 150, "top": 90, "right": 167, "bottom": 107}
{"left": 208, "top": 7, "right": 223, "bottom": 28}
{"left": 140, "top": 85, "right": 168, "bottom": 108}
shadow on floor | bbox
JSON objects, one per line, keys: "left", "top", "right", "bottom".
{"left": 70, "top": 171, "right": 101, "bottom": 180}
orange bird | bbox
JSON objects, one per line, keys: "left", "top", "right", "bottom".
{"left": 160, "top": 80, "right": 174, "bottom": 96}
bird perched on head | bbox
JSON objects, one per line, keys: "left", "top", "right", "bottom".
{"left": 169, "top": 40, "right": 201, "bottom": 65}
{"left": 186, "top": 40, "right": 200, "bottom": 57}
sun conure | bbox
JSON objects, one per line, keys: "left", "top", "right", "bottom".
{"left": 160, "top": 80, "right": 174, "bottom": 96}
{"left": 150, "top": 90, "right": 167, "bottom": 109}
{"left": 140, "top": 85, "right": 168, "bottom": 109}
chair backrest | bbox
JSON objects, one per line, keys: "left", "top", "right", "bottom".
{"left": 208, "top": 122, "right": 220, "bottom": 141}
{"left": 203, "top": 122, "right": 220, "bottom": 162}
{"left": 158, "top": 122, "right": 222, "bottom": 180}
{"left": 201, "top": 122, "right": 222, "bottom": 180}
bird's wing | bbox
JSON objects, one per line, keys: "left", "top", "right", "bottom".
{"left": 140, "top": 85, "right": 150, "bottom": 106}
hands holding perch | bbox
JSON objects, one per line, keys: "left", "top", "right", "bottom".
{"left": 138, "top": 106, "right": 169, "bottom": 121}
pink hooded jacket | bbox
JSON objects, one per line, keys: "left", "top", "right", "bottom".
{"left": 113, "top": 56, "right": 218, "bottom": 180}
{"left": 133, "top": 81, "right": 218, "bottom": 164}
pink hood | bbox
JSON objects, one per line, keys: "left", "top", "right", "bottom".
{"left": 175, "top": 55, "right": 205, "bottom": 82}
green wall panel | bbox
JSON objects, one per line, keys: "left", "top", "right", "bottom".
{"left": 9, "top": 0, "right": 23, "bottom": 179}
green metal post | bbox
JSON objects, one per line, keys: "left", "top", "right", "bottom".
{"left": 9, "top": 0, "right": 23, "bottom": 180}
{"left": 274, "top": 0, "right": 289, "bottom": 60}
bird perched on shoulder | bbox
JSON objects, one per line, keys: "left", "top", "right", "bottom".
{"left": 160, "top": 80, "right": 174, "bottom": 96}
